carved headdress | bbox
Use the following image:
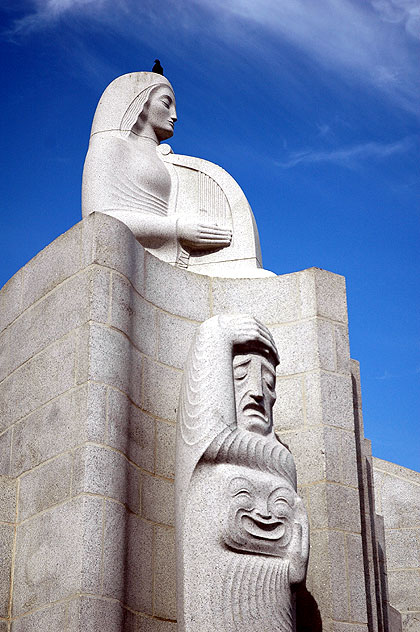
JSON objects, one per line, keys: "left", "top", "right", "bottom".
{"left": 89, "top": 71, "right": 175, "bottom": 137}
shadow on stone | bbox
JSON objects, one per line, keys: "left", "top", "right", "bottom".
{"left": 296, "top": 584, "right": 323, "bottom": 632}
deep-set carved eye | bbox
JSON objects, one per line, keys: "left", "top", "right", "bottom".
{"left": 268, "top": 486, "right": 295, "bottom": 515}
{"left": 233, "top": 365, "right": 248, "bottom": 380}
{"left": 273, "top": 497, "right": 290, "bottom": 509}
{"left": 262, "top": 369, "right": 275, "bottom": 390}
{"left": 233, "top": 489, "right": 251, "bottom": 498}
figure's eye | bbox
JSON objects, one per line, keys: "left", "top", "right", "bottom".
{"left": 233, "top": 489, "right": 251, "bottom": 498}
{"left": 264, "top": 376, "right": 275, "bottom": 390}
{"left": 233, "top": 366, "right": 248, "bottom": 380}
{"left": 161, "top": 98, "right": 171, "bottom": 108}
{"left": 269, "top": 487, "right": 295, "bottom": 513}
{"left": 272, "top": 497, "right": 291, "bottom": 512}
{"left": 262, "top": 369, "right": 275, "bottom": 390}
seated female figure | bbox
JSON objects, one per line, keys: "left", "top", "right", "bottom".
{"left": 82, "top": 72, "right": 231, "bottom": 254}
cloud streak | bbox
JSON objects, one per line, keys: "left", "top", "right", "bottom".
{"left": 4, "top": 0, "right": 104, "bottom": 37}
{"left": 3, "top": 0, "right": 419, "bottom": 114}
{"left": 194, "top": 0, "right": 420, "bottom": 114}
{"left": 277, "top": 137, "right": 414, "bottom": 168}
{"left": 372, "top": 0, "right": 420, "bottom": 39}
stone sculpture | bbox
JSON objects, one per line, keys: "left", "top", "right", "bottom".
{"left": 82, "top": 72, "right": 271, "bottom": 276}
{"left": 82, "top": 72, "right": 231, "bottom": 258}
{"left": 176, "top": 314, "right": 309, "bottom": 631}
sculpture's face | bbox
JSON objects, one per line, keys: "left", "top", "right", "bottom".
{"left": 221, "top": 466, "right": 297, "bottom": 556}
{"left": 144, "top": 85, "right": 177, "bottom": 141}
{"left": 233, "top": 352, "right": 276, "bottom": 436}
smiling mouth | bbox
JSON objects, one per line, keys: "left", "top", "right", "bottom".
{"left": 242, "top": 515, "right": 285, "bottom": 540}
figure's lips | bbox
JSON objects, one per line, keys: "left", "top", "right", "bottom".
{"left": 242, "top": 403, "right": 267, "bottom": 420}
{"left": 241, "top": 515, "right": 285, "bottom": 540}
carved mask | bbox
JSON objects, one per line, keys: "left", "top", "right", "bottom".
{"left": 221, "top": 465, "right": 297, "bottom": 557}
{"left": 233, "top": 352, "right": 276, "bottom": 436}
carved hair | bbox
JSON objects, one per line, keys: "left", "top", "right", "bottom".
{"left": 203, "top": 427, "right": 297, "bottom": 489}
{"left": 88, "top": 72, "right": 175, "bottom": 137}
{"left": 119, "top": 83, "right": 170, "bottom": 137}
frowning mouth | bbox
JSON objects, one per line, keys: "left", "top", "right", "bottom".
{"left": 242, "top": 403, "right": 267, "bottom": 420}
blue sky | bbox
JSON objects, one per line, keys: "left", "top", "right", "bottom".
{"left": 1, "top": 0, "right": 419, "bottom": 470}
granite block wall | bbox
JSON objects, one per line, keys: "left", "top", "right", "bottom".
{"left": 373, "top": 457, "right": 420, "bottom": 632}
{"left": 0, "top": 211, "right": 378, "bottom": 630}
{"left": 351, "top": 360, "right": 395, "bottom": 632}
{"left": 0, "top": 214, "right": 182, "bottom": 630}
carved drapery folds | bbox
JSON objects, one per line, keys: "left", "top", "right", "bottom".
{"left": 175, "top": 315, "right": 310, "bottom": 631}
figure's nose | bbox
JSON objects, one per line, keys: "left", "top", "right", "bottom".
{"left": 170, "top": 107, "right": 177, "bottom": 122}
{"left": 254, "top": 500, "right": 271, "bottom": 520}
{"left": 248, "top": 363, "right": 264, "bottom": 400}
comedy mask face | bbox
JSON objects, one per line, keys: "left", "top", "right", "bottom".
{"left": 221, "top": 465, "right": 297, "bottom": 557}
{"left": 233, "top": 352, "right": 276, "bottom": 436}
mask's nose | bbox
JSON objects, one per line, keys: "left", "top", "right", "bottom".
{"left": 248, "top": 361, "right": 264, "bottom": 400}
{"left": 254, "top": 499, "right": 271, "bottom": 521}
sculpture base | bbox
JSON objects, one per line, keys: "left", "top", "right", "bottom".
{"left": 0, "top": 213, "right": 414, "bottom": 630}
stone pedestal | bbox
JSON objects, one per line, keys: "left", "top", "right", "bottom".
{"left": 0, "top": 212, "right": 400, "bottom": 630}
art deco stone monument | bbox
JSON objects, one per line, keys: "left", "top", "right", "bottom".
{"left": 0, "top": 70, "right": 418, "bottom": 631}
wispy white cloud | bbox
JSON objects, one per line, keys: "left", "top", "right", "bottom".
{"left": 376, "top": 370, "right": 396, "bottom": 380}
{"left": 276, "top": 136, "right": 414, "bottom": 168}
{"left": 372, "top": 0, "right": 420, "bottom": 39}
{"left": 316, "top": 124, "right": 332, "bottom": 138}
{"left": 4, "top": 0, "right": 105, "bottom": 37}
{"left": 193, "top": 0, "right": 420, "bottom": 114}
{"left": 3, "top": 0, "right": 419, "bottom": 114}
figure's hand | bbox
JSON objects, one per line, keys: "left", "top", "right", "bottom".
{"left": 177, "top": 219, "right": 232, "bottom": 251}
{"left": 287, "top": 498, "right": 310, "bottom": 584}
{"left": 218, "top": 314, "right": 279, "bottom": 363}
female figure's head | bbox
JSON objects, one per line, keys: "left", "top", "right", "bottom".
{"left": 123, "top": 84, "right": 177, "bottom": 141}
{"left": 89, "top": 71, "right": 176, "bottom": 142}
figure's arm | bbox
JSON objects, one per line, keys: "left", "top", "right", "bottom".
{"left": 287, "top": 498, "right": 310, "bottom": 585}
{"left": 93, "top": 210, "right": 232, "bottom": 251}
{"left": 217, "top": 314, "right": 278, "bottom": 361}
{"left": 103, "top": 210, "right": 178, "bottom": 248}
{"left": 82, "top": 137, "right": 231, "bottom": 251}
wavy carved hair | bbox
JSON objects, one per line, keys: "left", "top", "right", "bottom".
{"left": 202, "top": 426, "right": 297, "bottom": 490}
{"left": 119, "top": 83, "right": 169, "bottom": 137}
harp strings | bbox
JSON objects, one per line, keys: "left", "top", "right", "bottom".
{"left": 199, "top": 172, "right": 228, "bottom": 226}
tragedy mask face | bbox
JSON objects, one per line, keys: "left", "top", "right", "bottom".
{"left": 233, "top": 353, "right": 276, "bottom": 436}
{"left": 222, "top": 466, "right": 297, "bottom": 556}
